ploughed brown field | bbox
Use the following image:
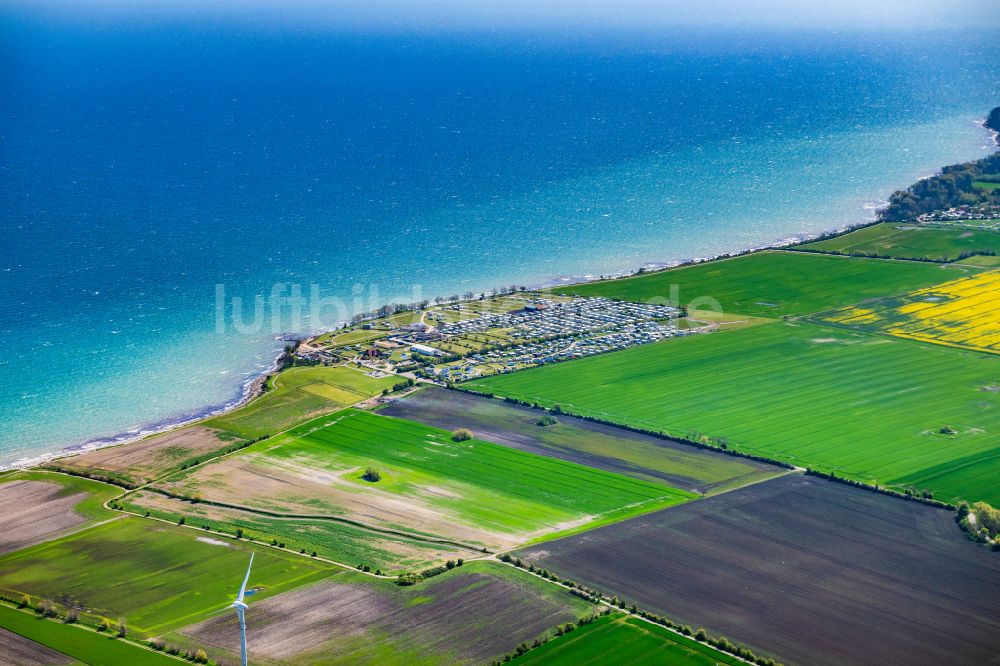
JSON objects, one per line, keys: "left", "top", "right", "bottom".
{"left": 180, "top": 563, "right": 591, "bottom": 666}
{"left": 381, "top": 387, "right": 782, "bottom": 495}
{"left": 0, "top": 627, "right": 73, "bottom": 666}
{"left": 0, "top": 480, "right": 88, "bottom": 555}
{"left": 515, "top": 474, "right": 1000, "bottom": 666}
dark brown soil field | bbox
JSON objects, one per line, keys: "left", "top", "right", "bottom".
{"left": 0, "top": 627, "right": 72, "bottom": 665}
{"left": 0, "top": 481, "right": 86, "bottom": 554}
{"left": 515, "top": 474, "right": 1000, "bottom": 666}
{"left": 181, "top": 561, "right": 593, "bottom": 665}
{"left": 382, "top": 387, "right": 782, "bottom": 494}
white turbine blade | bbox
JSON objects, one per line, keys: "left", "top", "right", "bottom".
{"left": 236, "top": 552, "right": 254, "bottom": 602}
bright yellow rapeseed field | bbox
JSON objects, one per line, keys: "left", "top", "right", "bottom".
{"left": 822, "top": 269, "right": 1000, "bottom": 353}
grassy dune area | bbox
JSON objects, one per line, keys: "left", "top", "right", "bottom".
{"left": 44, "top": 426, "right": 245, "bottom": 487}
{"left": 156, "top": 409, "right": 694, "bottom": 552}
{"left": 550, "top": 251, "right": 969, "bottom": 317}
{"left": 204, "top": 365, "right": 397, "bottom": 439}
{"left": 174, "top": 561, "right": 594, "bottom": 666}
{"left": 0, "top": 518, "right": 336, "bottom": 637}
{"left": 795, "top": 222, "right": 999, "bottom": 261}
{"left": 508, "top": 614, "right": 742, "bottom": 666}
{"left": 381, "top": 387, "right": 783, "bottom": 495}
{"left": 468, "top": 321, "right": 1000, "bottom": 504}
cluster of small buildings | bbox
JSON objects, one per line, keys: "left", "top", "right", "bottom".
{"left": 453, "top": 320, "right": 680, "bottom": 376}
{"left": 318, "top": 295, "right": 686, "bottom": 380}
{"left": 917, "top": 204, "right": 1000, "bottom": 224}
{"left": 439, "top": 297, "right": 679, "bottom": 341}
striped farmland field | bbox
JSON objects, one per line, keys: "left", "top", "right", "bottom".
{"left": 467, "top": 321, "right": 1000, "bottom": 505}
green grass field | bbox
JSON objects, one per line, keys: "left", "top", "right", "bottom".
{"left": 468, "top": 321, "right": 1000, "bottom": 504}
{"left": 795, "top": 222, "right": 999, "bottom": 261}
{"left": 204, "top": 365, "right": 397, "bottom": 439}
{"left": 0, "top": 603, "right": 180, "bottom": 666}
{"left": 550, "top": 250, "right": 970, "bottom": 317}
{"left": 0, "top": 518, "right": 336, "bottom": 637}
{"left": 175, "top": 409, "right": 694, "bottom": 550}
{"left": 508, "top": 614, "right": 742, "bottom": 665}
{"left": 270, "top": 410, "right": 692, "bottom": 539}
{"left": 382, "top": 387, "right": 782, "bottom": 495}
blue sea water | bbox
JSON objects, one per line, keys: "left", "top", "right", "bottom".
{"left": 1, "top": 8, "right": 998, "bottom": 466}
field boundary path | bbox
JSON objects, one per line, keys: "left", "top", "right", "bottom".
{"left": 141, "top": 488, "right": 491, "bottom": 554}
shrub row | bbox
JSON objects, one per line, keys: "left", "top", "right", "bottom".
{"left": 147, "top": 638, "right": 209, "bottom": 663}
{"left": 395, "top": 558, "right": 464, "bottom": 586}
{"left": 804, "top": 469, "right": 955, "bottom": 510}
{"left": 0, "top": 594, "right": 212, "bottom": 662}
{"left": 43, "top": 465, "right": 139, "bottom": 489}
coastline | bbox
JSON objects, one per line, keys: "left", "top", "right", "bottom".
{"left": 0, "top": 214, "right": 890, "bottom": 472}
{"left": 7, "top": 118, "right": 998, "bottom": 473}
{"left": 7, "top": 343, "right": 286, "bottom": 471}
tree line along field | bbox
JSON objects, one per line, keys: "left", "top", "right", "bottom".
{"left": 381, "top": 386, "right": 785, "bottom": 496}
{"left": 0, "top": 603, "right": 180, "bottom": 666}
{"left": 794, "top": 221, "right": 1000, "bottom": 261}
{"left": 153, "top": 409, "right": 695, "bottom": 554}
{"left": 467, "top": 320, "right": 1000, "bottom": 505}
{"left": 550, "top": 250, "right": 973, "bottom": 317}
{"left": 172, "top": 561, "right": 598, "bottom": 666}
{"left": 508, "top": 613, "right": 743, "bottom": 666}
{"left": 514, "top": 474, "right": 1000, "bottom": 666}
{"left": 0, "top": 518, "right": 336, "bottom": 638}
{"left": 203, "top": 365, "right": 398, "bottom": 440}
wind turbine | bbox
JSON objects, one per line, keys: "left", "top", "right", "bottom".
{"left": 230, "top": 552, "right": 254, "bottom": 666}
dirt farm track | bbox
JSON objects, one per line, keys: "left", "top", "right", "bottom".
{"left": 516, "top": 474, "right": 1000, "bottom": 666}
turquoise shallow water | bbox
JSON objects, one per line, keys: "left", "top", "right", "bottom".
{"left": 1, "top": 12, "right": 998, "bottom": 466}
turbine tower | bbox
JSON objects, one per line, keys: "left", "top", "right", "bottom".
{"left": 230, "top": 552, "right": 254, "bottom": 666}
